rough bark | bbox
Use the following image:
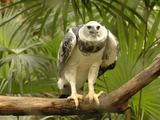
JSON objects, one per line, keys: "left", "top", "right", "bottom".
{"left": 0, "top": 56, "right": 160, "bottom": 116}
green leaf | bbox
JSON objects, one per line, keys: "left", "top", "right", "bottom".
{"left": 17, "top": 56, "right": 23, "bottom": 95}
{"left": 146, "top": 12, "right": 160, "bottom": 48}
{"left": 62, "top": 0, "right": 69, "bottom": 32}
{"left": 0, "top": 3, "right": 41, "bottom": 27}
{"left": 0, "top": 79, "right": 8, "bottom": 94}
{"left": 23, "top": 60, "right": 32, "bottom": 93}
{"left": 51, "top": 6, "right": 61, "bottom": 38}
{"left": 8, "top": 59, "right": 15, "bottom": 94}
{"left": 82, "top": 0, "right": 93, "bottom": 20}
{"left": 38, "top": 8, "right": 53, "bottom": 38}
{"left": 95, "top": 0, "right": 139, "bottom": 30}
{"left": 0, "top": 0, "right": 24, "bottom": 11}
{"left": 114, "top": 0, "right": 145, "bottom": 23}
{"left": 10, "top": 7, "right": 43, "bottom": 43}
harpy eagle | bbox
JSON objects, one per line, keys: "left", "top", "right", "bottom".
{"left": 57, "top": 21, "right": 119, "bottom": 107}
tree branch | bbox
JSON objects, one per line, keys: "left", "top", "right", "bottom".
{"left": 0, "top": 56, "right": 160, "bottom": 116}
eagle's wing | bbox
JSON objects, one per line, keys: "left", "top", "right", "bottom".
{"left": 57, "top": 28, "right": 77, "bottom": 75}
{"left": 99, "top": 30, "right": 119, "bottom": 76}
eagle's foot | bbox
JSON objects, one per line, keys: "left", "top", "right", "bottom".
{"left": 86, "top": 91, "right": 104, "bottom": 105}
{"left": 67, "top": 93, "right": 83, "bottom": 108}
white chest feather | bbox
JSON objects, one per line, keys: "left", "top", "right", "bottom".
{"left": 63, "top": 45, "right": 105, "bottom": 89}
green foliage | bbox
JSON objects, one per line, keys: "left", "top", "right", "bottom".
{"left": 0, "top": 0, "right": 160, "bottom": 119}
{"left": 0, "top": 9, "right": 58, "bottom": 95}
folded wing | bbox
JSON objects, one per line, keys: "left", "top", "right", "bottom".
{"left": 99, "top": 30, "right": 119, "bottom": 76}
{"left": 57, "top": 28, "right": 77, "bottom": 75}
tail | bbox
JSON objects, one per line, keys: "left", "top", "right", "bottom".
{"left": 59, "top": 94, "right": 69, "bottom": 98}
{"left": 57, "top": 78, "right": 71, "bottom": 98}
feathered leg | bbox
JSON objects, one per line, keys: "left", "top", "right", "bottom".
{"left": 65, "top": 64, "right": 83, "bottom": 108}
{"left": 67, "top": 82, "right": 83, "bottom": 107}
{"left": 86, "top": 63, "right": 104, "bottom": 105}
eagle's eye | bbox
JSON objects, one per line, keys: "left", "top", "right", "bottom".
{"left": 87, "top": 26, "right": 92, "bottom": 29}
{"left": 97, "top": 26, "right": 100, "bottom": 30}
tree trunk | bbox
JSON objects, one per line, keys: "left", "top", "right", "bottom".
{"left": 0, "top": 56, "right": 160, "bottom": 116}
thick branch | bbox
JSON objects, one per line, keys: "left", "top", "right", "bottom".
{"left": 0, "top": 56, "right": 160, "bottom": 116}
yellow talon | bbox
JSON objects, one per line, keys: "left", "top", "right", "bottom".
{"left": 67, "top": 93, "right": 83, "bottom": 108}
{"left": 86, "top": 91, "right": 104, "bottom": 105}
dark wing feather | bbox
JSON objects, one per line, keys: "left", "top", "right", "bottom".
{"left": 98, "top": 30, "right": 119, "bottom": 76}
{"left": 57, "top": 28, "right": 77, "bottom": 75}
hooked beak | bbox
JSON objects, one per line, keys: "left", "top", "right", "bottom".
{"left": 89, "top": 28, "right": 98, "bottom": 37}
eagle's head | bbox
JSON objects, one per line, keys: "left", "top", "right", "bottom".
{"left": 79, "top": 21, "right": 107, "bottom": 42}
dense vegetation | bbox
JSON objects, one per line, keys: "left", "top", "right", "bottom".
{"left": 0, "top": 0, "right": 160, "bottom": 119}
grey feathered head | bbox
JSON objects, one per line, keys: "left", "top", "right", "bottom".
{"left": 78, "top": 21, "right": 107, "bottom": 42}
